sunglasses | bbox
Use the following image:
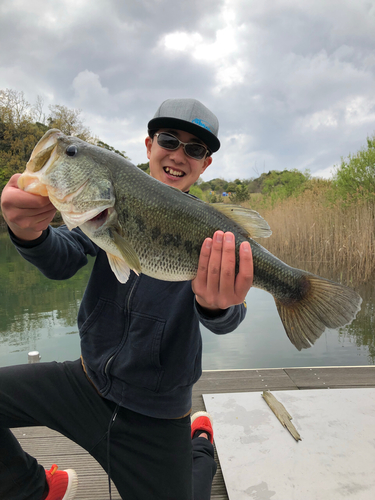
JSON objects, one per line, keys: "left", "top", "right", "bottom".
{"left": 154, "top": 132, "right": 209, "bottom": 160}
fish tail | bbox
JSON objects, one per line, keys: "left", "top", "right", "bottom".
{"left": 274, "top": 274, "right": 362, "bottom": 350}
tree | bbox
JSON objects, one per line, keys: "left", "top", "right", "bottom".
{"left": 261, "top": 169, "right": 310, "bottom": 199}
{"left": 0, "top": 89, "right": 32, "bottom": 125}
{"left": 207, "top": 178, "right": 227, "bottom": 193}
{"left": 189, "top": 185, "right": 204, "bottom": 200}
{"left": 96, "top": 140, "right": 129, "bottom": 159}
{"left": 31, "top": 95, "right": 46, "bottom": 124}
{"left": 0, "top": 90, "right": 48, "bottom": 192}
{"left": 48, "top": 105, "right": 91, "bottom": 141}
{"left": 136, "top": 162, "right": 150, "bottom": 174}
{"left": 333, "top": 135, "right": 375, "bottom": 202}
{"left": 229, "top": 184, "right": 250, "bottom": 203}
{"left": 227, "top": 181, "right": 237, "bottom": 193}
{"left": 197, "top": 180, "right": 211, "bottom": 192}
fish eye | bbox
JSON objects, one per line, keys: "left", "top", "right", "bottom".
{"left": 66, "top": 145, "right": 78, "bottom": 157}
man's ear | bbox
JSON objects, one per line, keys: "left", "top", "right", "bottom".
{"left": 145, "top": 136, "right": 152, "bottom": 159}
{"left": 200, "top": 155, "right": 212, "bottom": 175}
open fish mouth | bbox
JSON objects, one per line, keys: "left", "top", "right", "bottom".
{"left": 89, "top": 209, "right": 109, "bottom": 223}
{"left": 17, "top": 130, "right": 61, "bottom": 195}
{"left": 62, "top": 206, "right": 114, "bottom": 231}
{"left": 85, "top": 208, "right": 111, "bottom": 229}
{"left": 17, "top": 129, "right": 116, "bottom": 231}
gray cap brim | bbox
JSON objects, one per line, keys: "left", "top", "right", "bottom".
{"left": 148, "top": 98, "right": 220, "bottom": 153}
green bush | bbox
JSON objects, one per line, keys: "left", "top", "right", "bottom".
{"left": 229, "top": 184, "right": 250, "bottom": 203}
{"left": 189, "top": 185, "right": 204, "bottom": 200}
{"left": 332, "top": 135, "right": 375, "bottom": 203}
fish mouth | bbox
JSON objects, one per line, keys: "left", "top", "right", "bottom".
{"left": 163, "top": 167, "right": 185, "bottom": 178}
{"left": 60, "top": 206, "right": 113, "bottom": 231}
{"left": 18, "top": 129, "right": 61, "bottom": 196}
{"left": 80, "top": 208, "right": 115, "bottom": 232}
{"left": 88, "top": 208, "right": 109, "bottom": 226}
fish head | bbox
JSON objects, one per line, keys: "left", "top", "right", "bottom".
{"left": 18, "top": 129, "right": 116, "bottom": 230}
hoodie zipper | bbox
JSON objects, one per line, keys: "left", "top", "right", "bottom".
{"left": 104, "top": 273, "right": 138, "bottom": 377}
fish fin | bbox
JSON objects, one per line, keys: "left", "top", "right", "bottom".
{"left": 211, "top": 204, "right": 272, "bottom": 238}
{"left": 112, "top": 231, "right": 142, "bottom": 275}
{"left": 274, "top": 274, "right": 362, "bottom": 350}
{"left": 107, "top": 254, "right": 132, "bottom": 283}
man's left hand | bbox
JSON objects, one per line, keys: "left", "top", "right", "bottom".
{"left": 191, "top": 231, "right": 253, "bottom": 313}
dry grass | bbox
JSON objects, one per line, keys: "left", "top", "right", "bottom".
{"left": 245, "top": 188, "right": 375, "bottom": 285}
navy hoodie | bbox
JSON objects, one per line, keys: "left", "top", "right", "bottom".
{"left": 12, "top": 225, "right": 247, "bottom": 418}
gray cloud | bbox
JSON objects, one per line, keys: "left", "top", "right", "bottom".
{"left": 0, "top": 0, "right": 374, "bottom": 179}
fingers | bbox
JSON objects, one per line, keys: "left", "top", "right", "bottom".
{"left": 1, "top": 175, "right": 56, "bottom": 240}
{"left": 7, "top": 173, "right": 22, "bottom": 186}
{"left": 235, "top": 241, "right": 253, "bottom": 297}
{"left": 2, "top": 175, "right": 52, "bottom": 211}
{"left": 192, "top": 231, "right": 254, "bottom": 311}
{"left": 215, "top": 232, "right": 236, "bottom": 293}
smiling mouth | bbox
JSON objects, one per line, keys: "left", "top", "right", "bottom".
{"left": 164, "top": 167, "right": 185, "bottom": 177}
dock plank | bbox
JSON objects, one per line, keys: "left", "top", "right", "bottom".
{"left": 195, "top": 368, "right": 298, "bottom": 393}
{"left": 11, "top": 366, "right": 375, "bottom": 500}
{"left": 285, "top": 366, "right": 375, "bottom": 389}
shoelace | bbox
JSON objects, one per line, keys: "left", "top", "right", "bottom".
{"left": 49, "top": 464, "right": 59, "bottom": 476}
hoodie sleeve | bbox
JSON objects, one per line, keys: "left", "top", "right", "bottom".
{"left": 9, "top": 225, "right": 99, "bottom": 280}
{"left": 194, "top": 299, "right": 247, "bottom": 335}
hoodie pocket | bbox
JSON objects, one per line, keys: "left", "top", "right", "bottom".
{"left": 110, "top": 311, "right": 166, "bottom": 393}
{"left": 79, "top": 298, "right": 126, "bottom": 390}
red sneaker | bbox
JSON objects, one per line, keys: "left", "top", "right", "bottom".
{"left": 191, "top": 411, "right": 214, "bottom": 444}
{"left": 44, "top": 464, "right": 78, "bottom": 500}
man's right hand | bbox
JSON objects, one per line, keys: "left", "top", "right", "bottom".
{"left": 0, "top": 174, "right": 56, "bottom": 241}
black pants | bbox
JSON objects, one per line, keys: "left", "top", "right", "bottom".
{"left": 0, "top": 360, "right": 217, "bottom": 500}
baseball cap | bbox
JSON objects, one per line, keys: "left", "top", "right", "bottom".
{"left": 148, "top": 98, "right": 220, "bottom": 153}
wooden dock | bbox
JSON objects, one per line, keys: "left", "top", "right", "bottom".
{"left": 13, "top": 366, "right": 375, "bottom": 499}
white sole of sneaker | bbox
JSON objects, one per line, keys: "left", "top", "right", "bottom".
{"left": 191, "top": 411, "right": 213, "bottom": 426}
{"left": 63, "top": 469, "right": 78, "bottom": 500}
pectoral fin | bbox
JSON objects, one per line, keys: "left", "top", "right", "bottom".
{"left": 107, "top": 254, "right": 132, "bottom": 283}
{"left": 112, "top": 231, "right": 142, "bottom": 277}
{"left": 211, "top": 204, "right": 272, "bottom": 238}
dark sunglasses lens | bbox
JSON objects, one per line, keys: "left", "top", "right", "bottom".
{"left": 157, "top": 133, "right": 206, "bottom": 159}
{"left": 157, "top": 133, "right": 179, "bottom": 150}
{"left": 185, "top": 144, "right": 206, "bottom": 160}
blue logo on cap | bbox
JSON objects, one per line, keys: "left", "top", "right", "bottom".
{"left": 192, "top": 118, "right": 211, "bottom": 132}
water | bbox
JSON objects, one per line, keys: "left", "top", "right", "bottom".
{"left": 0, "top": 228, "right": 374, "bottom": 369}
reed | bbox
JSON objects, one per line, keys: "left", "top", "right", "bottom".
{"left": 246, "top": 186, "right": 375, "bottom": 285}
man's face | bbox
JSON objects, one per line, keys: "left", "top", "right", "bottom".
{"left": 145, "top": 128, "right": 212, "bottom": 192}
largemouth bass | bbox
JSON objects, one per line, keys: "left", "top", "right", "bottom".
{"left": 18, "top": 129, "right": 362, "bottom": 350}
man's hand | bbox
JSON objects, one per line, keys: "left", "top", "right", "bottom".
{"left": 0, "top": 174, "right": 56, "bottom": 241}
{"left": 191, "top": 231, "right": 253, "bottom": 313}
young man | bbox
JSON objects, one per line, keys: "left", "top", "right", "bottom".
{"left": 0, "top": 98, "right": 253, "bottom": 500}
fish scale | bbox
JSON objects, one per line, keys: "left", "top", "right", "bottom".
{"left": 18, "top": 129, "right": 362, "bottom": 351}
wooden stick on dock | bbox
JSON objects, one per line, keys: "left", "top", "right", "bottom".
{"left": 262, "top": 390, "right": 302, "bottom": 442}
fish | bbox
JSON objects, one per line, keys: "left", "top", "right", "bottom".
{"left": 18, "top": 129, "right": 362, "bottom": 351}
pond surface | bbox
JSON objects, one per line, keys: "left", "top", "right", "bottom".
{"left": 0, "top": 227, "right": 374, "bottom": 369}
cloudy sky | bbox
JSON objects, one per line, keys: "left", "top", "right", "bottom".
{"left": 1, "top": 0, "right": 375, "bottom": 181}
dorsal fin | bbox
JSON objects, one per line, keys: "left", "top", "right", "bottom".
{"left": 211, "top": 204, "right": 272, "bottom": 238}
